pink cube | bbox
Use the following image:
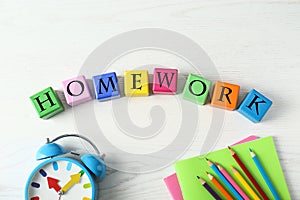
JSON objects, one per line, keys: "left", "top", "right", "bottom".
{"left": 62, "top": 75, "right": 92, "bottom": 106}
{"left": 152, "top": 68, "right": 178, "bottom": 94}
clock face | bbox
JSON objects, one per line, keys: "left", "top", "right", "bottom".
{"left": 26, "top": 157, "right": 96, "bottom": 200}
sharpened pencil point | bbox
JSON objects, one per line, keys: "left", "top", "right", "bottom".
{"left": 197, "top": 176, "right": 200, "bottom": 179}
{"left": 249, "top": 148, "right": 256, "bottom": 157}
{"left": 198, "top": 177, "right": 205, "bottom": 185}
{"left": 231, "top": 166, "right": 237, "bottom": 173}
{"left": 228, "top": 146, "right": 235, "bottom": 155}
{"left": 206, "top": 172, "right": 213, "bottom": 180}
{"left": 205, "top": 158, "right": 213, "bottom": 166}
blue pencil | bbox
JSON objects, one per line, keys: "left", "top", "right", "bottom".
{"left": 205, "top": 158, "right": 244, "bottom": 200}
{"left": 250, "top": 148, "right": 280, "bottom": 200}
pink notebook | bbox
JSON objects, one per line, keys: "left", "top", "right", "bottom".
{"left": 163, "top": 135, "right": 259, "bottom": 200}
{"left": 164, "top": 173, "right": 183, "bottom": 200}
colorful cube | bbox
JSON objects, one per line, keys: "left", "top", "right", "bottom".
{"left": 210, "top": 81, "right": 240, "bottom": 110}
{"left": 124, "top": 70, "right": 149, "bottom": 97}
{"left": 152, "top": 68, "right": 178, "bottom": 94}
{"left": 182, "top": 74, "right": 211, "bottom": 105}
{"left": 30, "top": 87, "right": 64, "bottom": 119}
{"left": 238, "top": 89, "right": 272, "bottom": 123}
{"left": 62, "top": 75, "right": 92, "bottom": 106}
{"left": 93, "top": 72, "right": 120, "bottom": 101}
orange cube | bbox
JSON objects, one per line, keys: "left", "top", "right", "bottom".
{"left": 210, "top": 81, "right": 240, "bottom": 110}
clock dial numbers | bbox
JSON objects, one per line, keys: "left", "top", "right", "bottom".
{"left": 53, "top": 161, "right": 59, "bottom": 171}
{"left": 39, "top": 169, "right": 47, "bottom": 177}
{"left": 66, "top": 162, "right": 72, "bottom": 171}
{"left": 83, "top": 183, "right": 91, "bottom": 189}
{"left": 31, "top": 182, "right": 40, "bottom": 188}
{"left": 27, "top": 159, "right": 94, "bottom": 200}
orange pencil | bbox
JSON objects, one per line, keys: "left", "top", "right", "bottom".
{"left": 206, "top": 172, "right": 234, "bottom": 200}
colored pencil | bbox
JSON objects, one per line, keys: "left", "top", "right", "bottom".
{"left": 250, "top": 148, "right": 280, "bottom": 200}
{"left": 197, "top": 176, "right": 222, "bottom": 200}
{"left": 206, "top": 172, "right": 234, "bottom": 200}
{"left": 228, "top": 146, "right": 269, "bottom": 200}
{"left": 231, "top": 166, "right": 261, "bottom": 200}
{"left": 205, "top": 158, "right": 243, "bottom": 200}
{"left": 216, "top": 163, "right": 250, "bottom": 200}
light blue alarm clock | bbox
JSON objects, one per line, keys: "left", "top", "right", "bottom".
{"left": 25, "top": 134, "right": 106, "bottom": 200}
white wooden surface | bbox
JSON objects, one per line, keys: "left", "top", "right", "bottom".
{"left": 1, "top": 0, "right": 300, "bottom": 199}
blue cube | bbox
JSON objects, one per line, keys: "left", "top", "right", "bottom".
{"left": 92, "top": 72, "right": 120, "bottom": 101}
{"left": 238, "top": 89, "right": 272, "bottom": 123}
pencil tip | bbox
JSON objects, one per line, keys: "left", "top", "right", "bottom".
{"left": 198, "top": 177, "right": 205, "bottom": 184}
{"left": 197, "top": 176, "right": 200, "bottom": 179}
{"left": 231, "top": 166, "right": 237, "bottom": 172}
{"left": 228, "top": 146, "right": 235, "bottom": 155}
{"left": 249, "top": 148, "right": 253, "bottom": 152}
{"left": 205, "top": 171, "right": 209, "bottom": 175}
{"left": 205, "top": 158, "right": 213, "bottom": 165}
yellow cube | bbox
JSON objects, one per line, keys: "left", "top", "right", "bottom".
{"left": 124, "top": 70, "right": 149, "bottom": 97}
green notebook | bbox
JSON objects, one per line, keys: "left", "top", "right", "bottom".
{"left": 174, "top": 136, "right": 290, "bottom": 200}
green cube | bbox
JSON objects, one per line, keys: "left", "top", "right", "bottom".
{"left": 182, "top": 74, "right": 211, "bottom": 105}
{"left": 30, "top": 87, "right": 64, "bottom": 119}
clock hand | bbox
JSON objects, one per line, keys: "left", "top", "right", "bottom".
{"left": 59, "top": 170, "right": 84, "bottom": 194}
{"left": 47, "top": 177, "right": 61, "bottom": 192}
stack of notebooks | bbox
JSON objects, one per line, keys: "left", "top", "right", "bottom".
{"left": 164, "top": 136, "right": 291, "bottom": 200}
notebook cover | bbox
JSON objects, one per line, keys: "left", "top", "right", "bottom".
{"left": 164, "top": 135, "right": 258, "bottom": 200}
{"left": 164, "top": 173, "right": 184, "bottom": 200}
{"left": 174, "top": 136, "right": 290, "bottom": 200}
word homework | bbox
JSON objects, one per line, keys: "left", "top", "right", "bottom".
{"left": 30, "top": 68, "right": 272, "bottom": 122}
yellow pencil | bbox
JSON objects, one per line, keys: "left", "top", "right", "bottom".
{"left": 231, "top": 166, "right": 261, "bottom": 200}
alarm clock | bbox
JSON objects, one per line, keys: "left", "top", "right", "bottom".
{"left": 25, "top": 134, "right": 106, "bottom": 200}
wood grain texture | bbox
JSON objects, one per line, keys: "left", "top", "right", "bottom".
{"left": 0, "top": 0, "right": 300, "bottom": 199}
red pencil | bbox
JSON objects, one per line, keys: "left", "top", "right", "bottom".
{"left": 228, "top": 146, "right": 269, "bottom": 200}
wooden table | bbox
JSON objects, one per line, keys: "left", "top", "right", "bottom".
{"left": 0, "top": 0, "right": 299, "bottom": 199}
